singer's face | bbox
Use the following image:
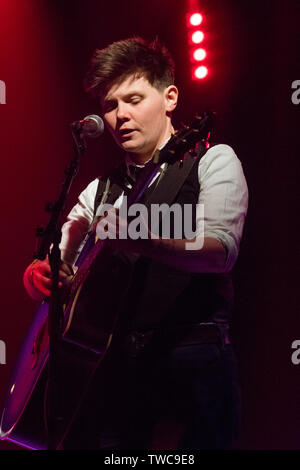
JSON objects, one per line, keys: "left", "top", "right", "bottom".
{"left": 101, "top": 75, "right": 178, "bottom": 163}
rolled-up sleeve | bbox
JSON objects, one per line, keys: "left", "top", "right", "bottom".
{"left": 59, "top": 178, "right": 99, "bottom": 265}
{"left": 197, "top": 144, "right": 248, "bottom": 271}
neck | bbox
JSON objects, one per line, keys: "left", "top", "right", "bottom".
{"left": 127, "top": 153, "right": 153, "bottom": 165}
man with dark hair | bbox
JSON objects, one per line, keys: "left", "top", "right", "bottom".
{"left": 85, "top": 37, "right": 175, "bottom": 96}
{"left": 23, "top": 37, "right": 248, "bottom": 450}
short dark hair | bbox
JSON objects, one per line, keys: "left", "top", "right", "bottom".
{"left": 84, "top": 36, "right": 175, "bottom": 99}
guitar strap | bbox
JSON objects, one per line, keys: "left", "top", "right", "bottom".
{"left": 92, "top": 141, "right": 215, "bottom": 218}
{"left": 93, "top": 174, "right": 124, "bottom": 219}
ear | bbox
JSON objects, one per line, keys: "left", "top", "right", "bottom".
{"left": 164, "top": 85, "right": 178, "bottom": 112}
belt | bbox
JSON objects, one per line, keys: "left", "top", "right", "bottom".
{"left": 123, "top": 323, "right": 231, "bottom": 358}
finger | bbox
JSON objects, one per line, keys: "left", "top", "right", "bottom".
{"left": 34, "top": 272, "right": 52, "bottom": 289}
{"left": 34, "top": 271, "right": 64, "bottom": 294}
{"left": 38, "top": 285, "right": 52, "bottom": 297}
{"left": 60, "top": 263, "right": 74, "bottom": 276}
{"left": 32, "top": 273, "right": 52, "bottom": 297}
{"left": 38, "top": 261, "right": 52, "bottom": 278}
{"left": 59, "top": 269, "right": 69, "bottom": 280}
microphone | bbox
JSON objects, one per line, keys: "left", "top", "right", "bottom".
{"left": 71, "top": 114, "right": 104, "bottom": 138}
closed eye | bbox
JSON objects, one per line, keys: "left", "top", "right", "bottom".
{"left": 129, "top": 95, "right": 143, "bottom": 105}
{"left": 103, "top": 94, "right": 144, "bottom": 112}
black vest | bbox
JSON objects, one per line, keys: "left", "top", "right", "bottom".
{"left": 93, "top": 150, "right": 234, "bottom": 331}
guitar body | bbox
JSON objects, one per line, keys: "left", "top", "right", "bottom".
{"left": 62, "top": 247, "right": 135, "bottom": 353}
{"left": 0, "top": 301, "right": 49, "bottom": 445}
{"left": 0, "top": 247, "right": 134, "bottom": 449}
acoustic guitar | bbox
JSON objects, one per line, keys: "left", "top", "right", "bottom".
{"left": 0, "top": 112, "right": 214, "bottom": 449}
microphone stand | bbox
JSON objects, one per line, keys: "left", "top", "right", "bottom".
{"left": 34, "top": 124, "right": 86, "bottom": 450}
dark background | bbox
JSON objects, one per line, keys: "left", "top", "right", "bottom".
{"left": 0, "top": 0, "right": 299, "bottom": 450}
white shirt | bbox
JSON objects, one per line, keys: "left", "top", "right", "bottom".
{"left": 60, "top": 144, "right": 248, "bottom": 272}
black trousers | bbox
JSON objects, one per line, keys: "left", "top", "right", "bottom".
{"left": 63, "top": 337, "right": 242, "bottom": 450}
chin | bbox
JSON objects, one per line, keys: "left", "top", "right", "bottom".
{"left": 121, "top": 141, "right": 143, "bottom": 153}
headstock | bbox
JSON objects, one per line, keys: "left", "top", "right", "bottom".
{"left": 154, "top": 110, "right": 215, "bottom": 166}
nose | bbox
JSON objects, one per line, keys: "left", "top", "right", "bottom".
{"left": 116, "top": 102, "right": 130, "bottom": 121}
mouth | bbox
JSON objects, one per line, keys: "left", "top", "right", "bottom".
{"left": 119, "top": 128, "right": 136, "bottom": 138}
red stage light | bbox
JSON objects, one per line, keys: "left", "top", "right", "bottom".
{"left": 189, "top": 13, "right": 203, "bottom": 26}
{"left": 185, "top": 6, "right": 209, "bottom": 81}
{"left": 193, "top": 48, "right": 206, "bottom": 61}
{"left": 194, "top": 65, "right": 208, "bottom": 79}
{"left": 191, "top": 30, "right": 204, "bottom": 44}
